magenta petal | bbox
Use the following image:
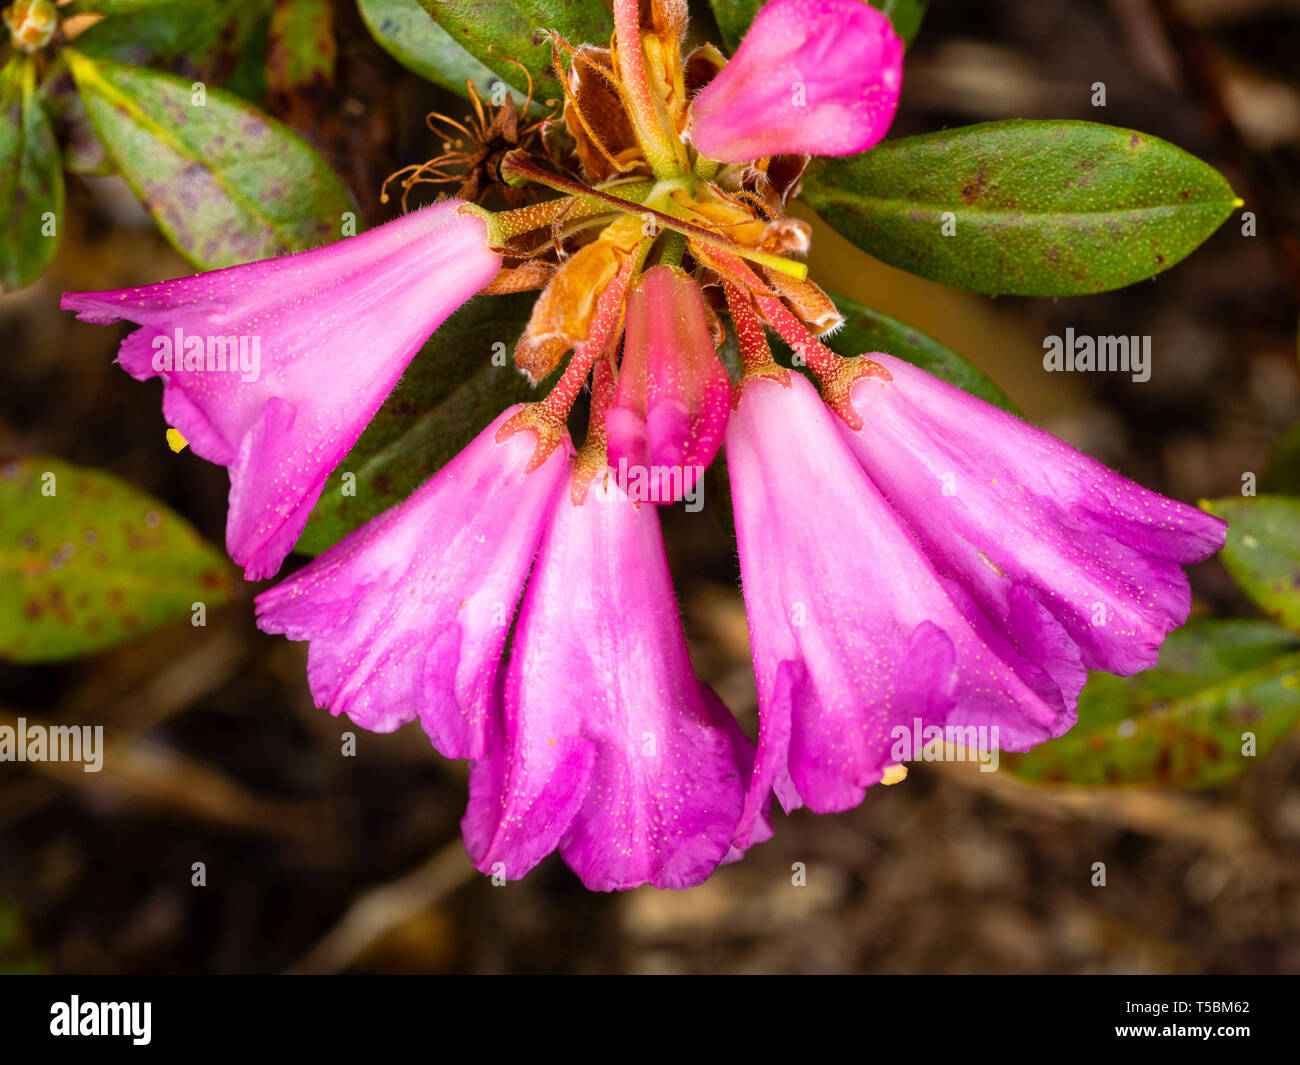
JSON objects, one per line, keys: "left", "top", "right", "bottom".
{"left": 688, "top": 0, "right": 903, "bottom": 163}
{"left": 463, "top": 475, "right": 750, "bottom": 891}
{"left": 838, "top": 354, "right": 1228, "bottom": 677}
{"left": 726, "top": 374, "right": 1071, "bottom": 844}
{"left": 254, "top": 408, "right": 571, "bottom": 760}
{"left": 62, "top": 200, "right": 501, "bottom": 580}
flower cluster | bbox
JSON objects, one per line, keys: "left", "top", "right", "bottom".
{"left": 63, "top": 0, "right": 1226, "bottom": 890}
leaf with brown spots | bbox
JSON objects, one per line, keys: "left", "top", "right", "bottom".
{"left": 0, "top": 457, "right": 235, "bottom": 663}
{"left": 1203, "top": 496, "right": 1300, "bottom": 635}
{"left": 1004, "top": 620, "right": 1300, "bottom": 788}
{"left": 65, "top": 49, "right": 354, "bottom": 269}
{"left": 267, "top": 0, "right": 336, "bottom": 101}
{"left": 69, "top": 0, "right": 273, "bottom": 95}
{"left": 803, "top": 120, "right": 1237, "bottom": 296}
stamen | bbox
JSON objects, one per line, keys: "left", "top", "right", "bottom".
{"left": 425, "top": 105, "right": 479, "bottom": 144}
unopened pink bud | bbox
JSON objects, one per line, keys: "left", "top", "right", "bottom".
{"left": 688, "top": 0, "right": 903, "bottom": 163}
{"left": 607, "top": 266, "right": 730, "bottom": 504}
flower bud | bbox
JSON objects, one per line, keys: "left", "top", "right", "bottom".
{"left": 687, "top": 0, "right": 903, "bottom": 163}
{"left": 607, "top": 265, "right": 730, "bottom": 504}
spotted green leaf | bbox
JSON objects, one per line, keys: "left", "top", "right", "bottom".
{"left": 803, "top": 120, "right": 1238, "bottom": 296}
{"left": 66, "top": 50, "right": 354, "bottom": 269}
{"left": 0, "top": 55, "right": 64, "bottom": 292}
{"left": 0, "top": 457, "right": 236, "bottom": 663}
{"left": 70, "top": 0, "right": 272, "bottom": 85}
{"left": 1202, "top": 496, "right": 1300, "bottom": 635}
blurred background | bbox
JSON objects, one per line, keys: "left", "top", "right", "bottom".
{"left": 1, "top": 0, "right": 1299, "bottom": 973}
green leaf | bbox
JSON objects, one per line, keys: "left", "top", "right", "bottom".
{"left": 1003, "top": 619, "right": 1300, "bottom": 788}
{"left": 359, "top": 0, "right": 537, "bottom": 111}
{"left": 267, "top": 0, "right": 336, "bottom": 98}
{"left": 66, "top": 50, "right": 354, "bottom": 269}
{"left": 295, "top": 292, "right": 545, "bottom": 555}
{"left": 0, "top": 456, "right": 236, "bottom": 663}
{"left": 820, "top": 290, "right": 1020, "bottom": 413}
{"left": 707, "top": 0, "right": 761, "bottom": 52}
{"left": 708, "top": 0, "right": 926, "bottom": 54}
{"left": 803, "top": 120, "right": 1238, "bottom": 296}
{"left": 0, "top": 55, "right": 64, "bottom": 292}
{"left": 418, "top": 0, "right": 611, "bottom": 96}
{"left": 1202, "top": 496, "right": 1300, "bottom": 635}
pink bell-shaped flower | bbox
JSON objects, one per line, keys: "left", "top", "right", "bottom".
{"left": 62, "top": 200, "right": 502, "bottom": 580}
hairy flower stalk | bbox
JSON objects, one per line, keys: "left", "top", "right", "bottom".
{"left": 64, "top": 0, "right": 1228, "bottom": 890}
